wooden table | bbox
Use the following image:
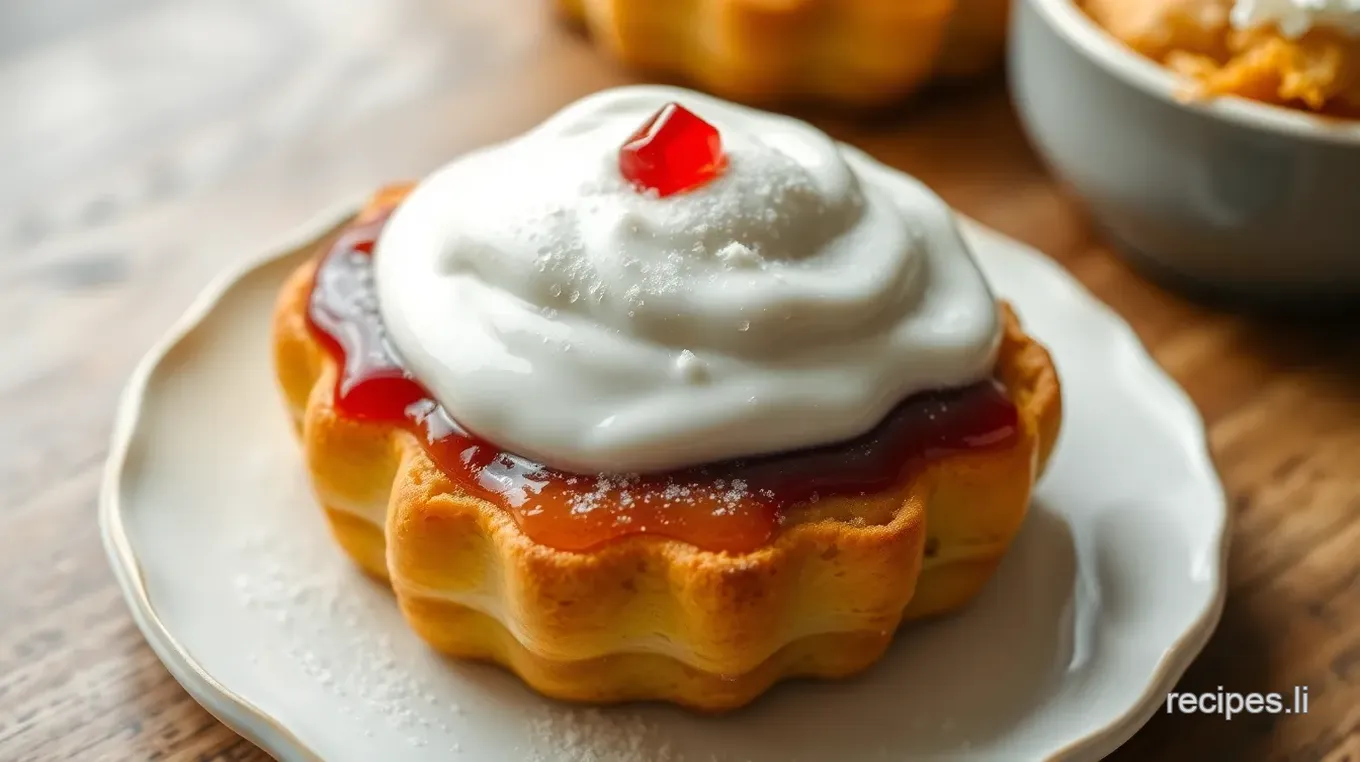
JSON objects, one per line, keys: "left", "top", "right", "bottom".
{"left": 2, "top": 0, "right": 1357, "bottom": 760}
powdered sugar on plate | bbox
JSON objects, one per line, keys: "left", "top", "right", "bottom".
{"left": 228, "top": 524, "right": 720, "bottom": 760}
{"left": 232, "top": 529, "right": 460, "bottom": 745}
{"left": 524, "top": 709, "right": 678, "bottom": 762}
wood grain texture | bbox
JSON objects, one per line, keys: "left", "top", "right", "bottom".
{"left": 0, "top": 0, "right": 1356, "bottom": 760}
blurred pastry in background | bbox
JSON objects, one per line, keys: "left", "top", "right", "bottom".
{"left": 941, "top": 0, "right": 1015, "bottom": 77}
{"left": 1082, "top": 0, "right": 1360, "bottom": 115}
{"left": 555, "top": 0, "right": 1011, "bottom": 106}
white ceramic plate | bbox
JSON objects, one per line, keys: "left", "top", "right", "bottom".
{"left": 102, "top": 202, "right": 1229, "bottom": 762}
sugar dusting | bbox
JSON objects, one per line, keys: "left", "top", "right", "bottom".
{"left": 522, "top": 709, "right": 762, "bottom": 762}
{"left": 566, "top": 474, "right": 774, "bottom": 519}
{"left": 524, "top": 709, "right": 677, "bottom": 762}
{"left": 231, "top": 525, "right": 738, "bottom": 760}
{"left": 232, "top": 529, "right": 462, "bottom": 748}
{"left": 524, "top": 150, "right": 831, "bottom": 317}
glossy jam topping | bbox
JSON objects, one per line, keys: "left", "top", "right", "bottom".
{"left": 307, "top": 201, "right": 1020, "bottom": 553}
{"left": 618, "top": 102, "right": 726, "bottom": 197}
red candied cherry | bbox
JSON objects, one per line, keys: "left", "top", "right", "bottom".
{"left": 618, "top": 102, "right": 726, "bottom": 197}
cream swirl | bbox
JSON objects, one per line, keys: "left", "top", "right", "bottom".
{"left": 374, "top": 87, "right": 1000, "bottom": 474}
{"left": 1232, "top": 0, "right": 1360, "bottom": 37}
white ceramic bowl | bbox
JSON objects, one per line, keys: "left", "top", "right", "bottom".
{"left": 1010, "top": 0, "right": 1360, "bottom": 300}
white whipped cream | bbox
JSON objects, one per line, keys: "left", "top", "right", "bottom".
{"left": 1232, "top": 0, "right": 1360, "bottom": 37}
{"left": 374, "top": 86, "right": 1000, "bottom": 474}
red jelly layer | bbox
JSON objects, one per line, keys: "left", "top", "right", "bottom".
{"left": 306, "top": 207, "right": 1020, "bottom": 553}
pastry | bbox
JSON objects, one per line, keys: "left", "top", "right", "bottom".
{"left": 942, "top": 0, "right": 1015, "bottom": 78}
{"left": 273, "top": 86, "right": 1061, "bottom": 710}
{"left": 1082, "top": 0, "right": 1360, "bottom": 115}
{"left": 555, "top": 0, "right": 1012, "bottom": 105}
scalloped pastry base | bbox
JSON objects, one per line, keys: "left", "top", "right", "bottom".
{"left": 322, "top": 504, "right": 899, "bottom": 710}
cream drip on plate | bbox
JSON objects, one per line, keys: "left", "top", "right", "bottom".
{"left": 1232, "top": 0, "right": 1360, "bottom": 37}
{"left": 374, "top": 86, "right": 1000, "bottom": 474}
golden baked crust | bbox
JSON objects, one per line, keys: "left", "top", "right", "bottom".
{"left": 554, "top": 0, "right": 1011, "bottom": 106}
{"left": 273, "top": 206, "right": 1062, "bottom": 711}
{"left": 1082, "top": 0, "right": 1360, "bottom": 115}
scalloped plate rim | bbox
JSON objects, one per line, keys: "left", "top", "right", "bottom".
{"left": 99, "top": 199, "right": 1230, "bottom": 762}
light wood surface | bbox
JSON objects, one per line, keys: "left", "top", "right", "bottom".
{"left": 2, "top": 1, "right": 1357, "bottom": 760}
